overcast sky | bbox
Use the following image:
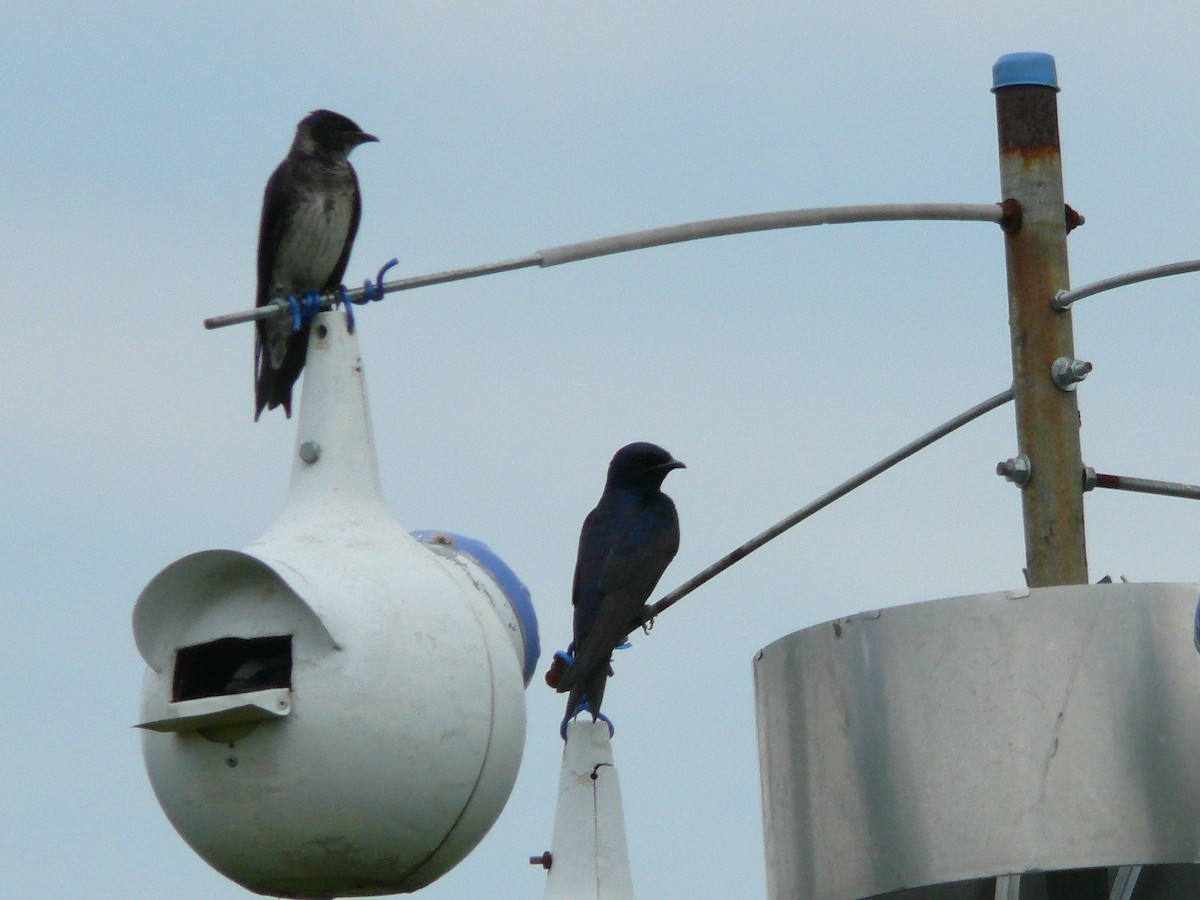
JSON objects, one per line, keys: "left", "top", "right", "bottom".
{"left": 5, "top": 4, "right": 1200, "bottom": 898}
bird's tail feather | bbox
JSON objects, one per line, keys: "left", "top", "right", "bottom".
{"left": 254, "top": 326, "right": 307, "bottom": 420}
{"left": 556, "top": 621, "right": 628, "bottom": 693}
{"left": 254, "top": 367, "right": 294, "bottom": 419}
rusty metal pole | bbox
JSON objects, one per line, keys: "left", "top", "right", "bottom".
{"left": 993, "top": 52, "right": 1088, "bottom": 588}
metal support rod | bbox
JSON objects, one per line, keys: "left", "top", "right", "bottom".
{"left": 994, "top": 53, "right": 1089, "bottom": 587}
{"left": 204, "top": 203, "right": 1004, "bottom": 329}
{"left": 534, "top": 203, "right": 1004, "bottom": 266}
{"left": 203, "top": 256, "right": 541, "bottom": 330}
{"left": 1053, "top": 258, "right": 1200, "bottom": 310}
{"left": 994, "top": 874, "right": 1021, "bottom": 900}
{"left": 1086, "top": 471, "right": 1200, "bottom": 501}
{"left": 1110, "top": 865, "right": 1142, "bottom": 900}
{"left": 644, "top": 388, "right": 1015, "bottom": 620}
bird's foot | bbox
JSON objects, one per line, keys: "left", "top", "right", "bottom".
{"left": 635, "top": 604, "right": 656, "bottom": 634}
{"left": 560, "top": 700, "right": 615, "bottom": 741}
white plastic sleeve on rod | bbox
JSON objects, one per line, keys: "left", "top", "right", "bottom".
{"left": 537, "top": 203, "right": 1004, "bottom": 267}
{"left": 205, "top": 202, "right": 1004, "bottom": 329}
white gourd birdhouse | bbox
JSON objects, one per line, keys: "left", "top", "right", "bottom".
{"left": 133, "top": 311, "right": 538, "bottom": 897}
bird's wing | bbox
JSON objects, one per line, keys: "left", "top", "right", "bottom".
{"left": 323, "top": 165, "right": 362, "bottom": 291}
{"left": 558, "top": 501, "right": 623, "bottom": 692}
{"left": 558, "top": 497, "right": 679, "bottom": 691}
{"left": 254, "top": 158, "right": 318, "bottom": 418}
{"left": 595, "top": 500, "right": 679, "bottom": 601}
{"left": 570, "top": 503, "right": 614, "bottom": 624}
{"left": 254, "top": 158, "right": 300, "bottom": 388}
{"left": 256, "top": 158, "right": 300, "bottom": 308}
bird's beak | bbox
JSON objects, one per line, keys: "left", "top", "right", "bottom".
{"left": 658, "top": 458, "right": 686, "bottom": 472}
{"left": 355, "top": 132, "right": 380, "bottom": 145}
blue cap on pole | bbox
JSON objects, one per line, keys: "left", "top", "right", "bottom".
{"left": 992, "top": 52, "right": 1059, "bottom": 92}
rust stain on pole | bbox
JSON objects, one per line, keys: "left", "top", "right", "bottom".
{"left": 993, "top": 53, "right": 1088, "bottom": 587}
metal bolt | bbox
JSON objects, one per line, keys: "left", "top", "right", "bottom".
{"left": 1050, "top": 357, "right": 1092, "bottom": 391}
{"left": 996, "top": 453, "right": 1032, "bottom": 487}
{"left": 1065, "top": 203, "right": 1085, "bottom": 233}
{"left": 1081, "top": 466, "right": 1097, "bottom": 492}
{"left": 298, "top": 441, "right": 321, "bottom": 464}
{"left": 529, "top": 852, "right": 552, "bottom": 870}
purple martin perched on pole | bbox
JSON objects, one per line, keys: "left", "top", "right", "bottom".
{"left": 254, "top": 110, "right": 377, "bottom": 420}
{"left": 556, "top": 442, "right": 684, "bottom": 729}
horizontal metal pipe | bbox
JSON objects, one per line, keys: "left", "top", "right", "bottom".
{"left": 1052, "top": 258, "right": 1200, "bottom": 310}
{"left": 536, "top": 203, "right": 1004, "bottom": 267}
{"left": 1089, "top": 472, "right": 1200, "bottom": 501}
{"left": 203, "top": 255, "right": 541, "bottom": 330}
{"left": 205, "top": 202, "right": 1004, "bottom": 329}
{"left": 644, "top": 387, "right": 1016, "bottom": 620}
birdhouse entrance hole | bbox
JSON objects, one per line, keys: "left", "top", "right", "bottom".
{"left": 172, "top": 635, "right": 293, "bottom": 701}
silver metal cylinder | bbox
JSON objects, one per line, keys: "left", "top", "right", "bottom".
{"left": 754, "top": 582, "right": 1200, "bottom": 899}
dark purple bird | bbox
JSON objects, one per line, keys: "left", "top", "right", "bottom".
{"left": 254, "top": 110, "right": 377, "bottom": 419}
{"left": 557, "top": 442, "right": 684, "bottom": 729}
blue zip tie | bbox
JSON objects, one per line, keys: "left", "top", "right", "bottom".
{"left": 554, "top": 648, "right": 575, "bottom": 667}
{"left": 287, "top": 292, "right": 324, "bottom": 332}
{"left": 369, "top": 257, "right": 400, "bottom": 299}
{"left": 339, "top": 257, "right": 399, "bottom": 334}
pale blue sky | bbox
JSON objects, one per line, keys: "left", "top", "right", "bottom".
{"left": 4, "top": 4, "right": 1200, "bottom": 898}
